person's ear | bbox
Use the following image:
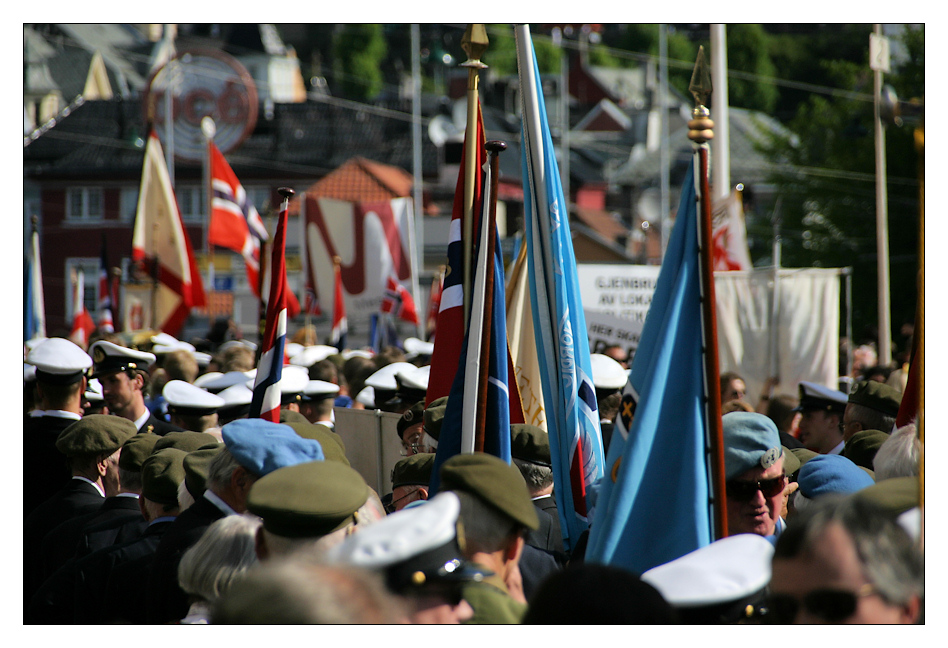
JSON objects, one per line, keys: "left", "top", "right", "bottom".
{"left": 418, "top": 487, "right": 429, "bottom": 501}
{"left": 901, "top": 595, "right": 922, "bottom": 624}
{"left": 505, "top": 534, "right": 525, "bottom": 564}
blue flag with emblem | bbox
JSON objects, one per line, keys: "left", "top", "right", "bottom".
{"left": 515, "top": 25, "right": 604, "bottom": 552}
{"left": 585, "top": 160, "right": 714, "bottom": 574}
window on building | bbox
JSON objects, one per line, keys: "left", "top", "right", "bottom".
{"left": 120, "top": 188, "right": 139, "bottom": 222}
{"left": 64, "top": 258, "right": 100, "bottom": 320}
{"left": 65, "top": 187, "right": 104, "bottom": 222}
{"left": 177, "top": 185, "right": 205, "bottom": 223}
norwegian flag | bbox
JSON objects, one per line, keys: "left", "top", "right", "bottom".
{"left": 330, "top": 259, "right": 348, "bottom": 349}
{"left": 381, "top": 275, "right": 419, "bottom": 325}
{"left": 711, "top": 189, "right": 752, "bottom": 271}
{"left": 69, "top": 270, "right": 96, "bottom": 349}
{"left": 249, "top": 190, "right": 293, "bottom": 423}
{"left": 208, "top": 141, "right": 269, "bottom": 297}
{"left": 425, "top": 268, "right": 443, "bottom": 342}
{"left": 97, "top": 235, "right": 115, "bottom": 333}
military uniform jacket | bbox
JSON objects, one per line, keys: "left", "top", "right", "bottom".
{"left": 23, "top": 414, "right": 75, "bottom": 516}
{"left": 146, "top": 495, "right": 227, "bottom": 623}
{"left": 23, "top": 479, "right": 104, "bottom": 608}
{"left": 461, "top": 564, "right": 527, "bottom": 624}
{"left": 39, "top": 495, "right": 142, "bottom": 584}
{"left": 140, "top": 413, "right": 185, "bottom": 436}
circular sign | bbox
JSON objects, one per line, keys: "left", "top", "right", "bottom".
{"left": 142, "top": 48, "right": 258, "bottom": 162}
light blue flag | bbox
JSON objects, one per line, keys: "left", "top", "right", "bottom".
{"left": 585, "top": 159, "right": 714, "bottom": 574}
{"left": 515, "top": 25, "right": 604, "bottom": 552}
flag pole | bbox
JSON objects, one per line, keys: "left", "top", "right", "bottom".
{"left": 472, "top": 140, "right": 507, "bottom": 453}
{"left": 688, "top": 47, "right": 728, "bottom": 540}
{"left": 202, "top": 118, "right": 216, "bottom": 299}
{"left": 459, "top": 24, "right": 488, "bottom": 328}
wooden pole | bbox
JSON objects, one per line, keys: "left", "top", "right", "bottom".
{"left": 460, "top": 24, "right": 488, "bottom": 329}
{"left": 688, "top": 46, "right": 728, "bottom": 540}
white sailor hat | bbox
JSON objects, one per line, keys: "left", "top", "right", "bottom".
{"left": 25, "top": 336, "right": 48, "bottom": 353}
{"left": 217, "top": 382, "right": 254, "bottom": 421}
{"left": 24, "top": 363, "right": 37, "bottom": 383}
{"left": 403, "top": 337, "right": 434, "bottom": 358}
{"left": 90, "top": 340, "right": 156, "bottom": 378}
{"left": 365, "top": 362, "right": 418, "bottom": 391}
{"left": 284, "top": 342, "right": 305, "bottom": 361}
{"left": 85, "top": 378, "right": 105, "bottom": 402}
{"left": 194, "top": 371, "right": 223, "bottom": 389}
{"left": 152, "top": 340, "right": 197, "bottom": 355}
{"left": 590, "top": 353, "right": 629, "bottom": 391}
{"left": 199, "top": 370, "right": 256, "bottom": 394}
{"left": 355, "top": 386, "right": 376, "bottom": 407}
{"left": 301, "top": 380, "right": 341, "bottom": 401}
{"left": 163, "top": 379, "right": 225, "bottom": 416}
{"left": 151, "top": 332, "right": 180, "bottom": 347}
{"left": 396, "top": 365, "right": 430, "bottom": 393}
{"left": 342, "top": 349, "right": 374, "bottom": 360}
{"left": 641, "top": 533, "right": 774, "bottom": 623}
{"left": 280, "top": 365, "right": 311, "bottom": 404}
{"left": 795, "top": 381, "right": 849, "bottom": 414}
{"left": 26, "top": 338, "right": 93, "bottom": 384}
{"left": 218, "top": 339, "right": 258, "bottom": 353}
{"left": 326, "top": 492, "right": 483, "bottom": 594}
{"left": 193, "top": 352, "right": 212, "bottom": 367}
{"left": 289, "top": 345, "right": 339, "bottom": 368}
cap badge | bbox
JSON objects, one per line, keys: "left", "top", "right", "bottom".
{"left": 760, "top": 447, "right": 780, "bottom": 469}
{"left": 93, "top": 347, "right": 106, "bottom": 363}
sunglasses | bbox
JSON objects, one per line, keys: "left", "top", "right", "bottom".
{"left": 768, "top": 584, "right": 878, "bottom": 623}
{"left": 725, "top": 476, "right": 786, "bottom": 501}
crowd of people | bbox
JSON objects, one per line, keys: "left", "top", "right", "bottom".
{"left": 23, "top": 321, "right": 923, "bottom": 624}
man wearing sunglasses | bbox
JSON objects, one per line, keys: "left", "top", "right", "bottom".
{"left": 769, "top": 496, "right": 923, "bottom": 623}
{"left": 723, "top": 412, "right": 791, "bottom": 538}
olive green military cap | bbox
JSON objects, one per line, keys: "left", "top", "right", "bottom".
{"left": 781, "top": 446, "right": 801, "bottom": 478}
{"left": 118, "top": 433, "right": 161, "bottom": 471}
{"left": 183, "top": 446, "right": 222, "bottom": 499}
{"left": 284, "top": 421, "right": 350, "bottom": 466}
{"left": 789, "top": 447, "right": 818, "bottom": 469}
{"left": 56, "top": 414, "right": 137, "bottom": 458}
{"left": 391, "top": 452, "right": 435, "bottom": 489}
{"left": 510, "top": 424, "right": 551, "bottom": 467}
{"left": 851, "top": 476, "right": 920, "bottom": 517}
{"left": 439, "top": 453, "right": 539, "bottom": 531}
{"left": 142, "top": 448, "right": 187, "bottom": 507}
{"left": 423, "top": 396, "right": 449, "bottom": 441}
{"left": 154, "top": 430, "right": 220, "bottom": 453}
{"left": 247, "top": 460, "right": 369, "bottom": 539}
{"left": 397, "top": 400, "right": 426, "bottom": 439}
{"left": 848, "top": 380, "right": 902, "bottom": 417}
{"left": 841, "top": 429, "right": 890, "bottom": 471}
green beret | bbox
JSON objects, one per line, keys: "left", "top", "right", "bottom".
{"left": 397, "top": 400, "right": 426, "bottom": 439}
{"left": 391, "top": 453, "right": 435, "bottom": 488}
{"left": 848, "top": 380, "right": 902, "bottom": 417}
{"left": 247, "top": 461, "right": 369, "bottom": 539}
{"left": 279, "top": 409, "right": 310, "bottom": 424}
{"left": 781, "top": 446, "right": 801, "bottom": 478}
{"left": 841, "top": 429, "right": 890, "bottom": 471}
{"left": 118, "top": 433, "right": 161, "bottom": 471}
{"left": 789, "top": 447, "right": 818, "bottom": 470}
{"left": 284, "top": 421, "right": 350, "bottom": 466}
{"left": 510, "top": 424, "right": 551, "bottom": 467}
{"left": 423, "top": 396, "right": 449, "bottom": 441}
{"left": 851, "top": 476, "right": 920, "bottom": 517}
{"left": 142, "top": 448, "right": 187, "bottom": 506}
{"left": 56, "top": 415, "right": 137, "bottom": 458}
{"left": 154, "top": 430, "right": 220, "bottom": 453}
{"left": 439, "top": 453, "right": 539, "bottom": 531}
{"left": 183, "top": 446, "right": 222, "bottom": 499}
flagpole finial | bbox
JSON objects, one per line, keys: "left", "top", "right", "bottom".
{"left": 278, "top": 187, "right": 295, "bottom": 199}
{"left": 485, "top": 140, "right": 507, "bottom": 154}
{"left": 333, "top": 256, "right": 341, "bottom": 267}
{"left": 460, "top": 24, "right": 489, "bottom": 70}
{"left": 688, "top": 46, "right": 715, "bottom": 143}
{"left": 31, "top": 214, "right": 38, "bottom": 230}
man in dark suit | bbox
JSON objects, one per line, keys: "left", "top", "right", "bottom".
{"left": 23, "top": 414, "right": 137, "bottom": 620}
{"left": 24, "top": 337, "right": 94, "bottom": 516}
{"left": 89, "top": 340, "right": 183, "bottom": 436}
{"left": 145, "top": 417, "right": 326, "bottom": 623}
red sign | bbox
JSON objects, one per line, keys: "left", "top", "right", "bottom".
{"left": 142, "top": 48, "right": 258, "bottom": 162}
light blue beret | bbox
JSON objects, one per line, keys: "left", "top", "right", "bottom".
{"left": 797, "top": 454, "right": 874, "bottom": 500}
{"left": 722, "top": 412, "right": 783, "bottom": 481}
{"left": 222, "top": 418, "right": 324, "bottom": 476}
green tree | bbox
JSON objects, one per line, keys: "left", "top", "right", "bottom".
{"left": 758, "top": 25, "right": 923, "bottom": 350}
{"left": 485, "top": 25, "right": 561, "bottom": 76}
{"left": 725, "top": 24, "right": 778, "bottom": 113}
{"left": 331, "top": 24, "right": 387, "bottom": 101}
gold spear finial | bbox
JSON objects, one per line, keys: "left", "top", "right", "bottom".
{"left": 688, "top": 46, "right": 714, "bottom": 143}
{"left": 460, "top": 24, "right": 489, "bottom": 69}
